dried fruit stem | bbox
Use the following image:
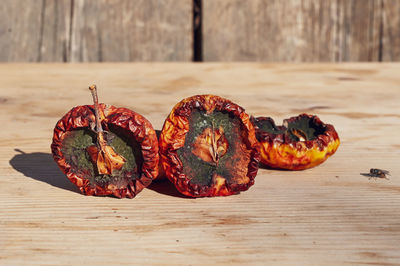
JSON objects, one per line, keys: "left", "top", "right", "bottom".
{"left": 87, "top": 85, "right": 126, "bottom": 175}
{"left": 89, "top": 85, "right": 103, "bottom": 133}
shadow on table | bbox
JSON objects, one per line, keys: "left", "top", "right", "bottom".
{"left": 9, "top": 149, "right": 190, "bottom": 198}
{"left": 9, "top": 149, "right": 80, "bottom": 194}
{"left": 147, "top": 179, "right": 191, "bottom": 199}
{"left": 259, "top": 161, "right": 297, "bottom": 171}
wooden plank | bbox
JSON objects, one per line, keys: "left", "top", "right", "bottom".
{"left": 203, "top": 0, "right": 381, "bottom": 62}
{"left": 382, "top": 0, "right": 400, "bottom": 61}
{"left": 70, "top": 0, "right": 192, "bottom": 62}
{"left": 0, "top": 0, "right": 71, "bottom": 62}
{"left": 333, "top": 0, "right": 381, "bottom": 61}
{"left": 0, "top": 0, "right": 43, "bottom": 62}
{"left": 0, "top": 0, "right": 192, "bottom": 62}
{"left": 1, "top": 63, "right": 400, "bottom": 265}
{"left": 39, "top": 0, "right": 72, "bottom": 62}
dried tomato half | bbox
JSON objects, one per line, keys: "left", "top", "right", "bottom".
{"left": 252, "top": 114, "right": 340, "bottom": 170}
{"left": 51, "top": 85, "right": 159, "bottom": 198}
{"left": 159, "top": 95, "right": 260, "bottom": 197}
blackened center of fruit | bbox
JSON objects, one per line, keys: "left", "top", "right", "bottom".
{"left": 285, "top": 116, "right": 325, "bottom": 141}
{"left": 177, "top": 110, "right": 251, "bottom": 187}
{"left": 256, "top": 116, "right": 325, "bottom": 141}
{"left": 61, "top": 127, "right": 142, "bottom": 189}
{"left": 255, "top": 119, "right": 285, "bottom": 135}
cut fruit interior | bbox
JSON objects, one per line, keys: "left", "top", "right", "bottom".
{"left": 254, "top": 115, "right": 326, "bottom": 141}
{"left": 61, "top": 127, "right": 142, "bottom": 189}
{"left": 177, "top": 110, "right": 251, "bottom": 187}
{"left": 52, "top": 84, "right": 159, "bottom": 198}
{"left": 252, "top": 114, "right": 340, "bottom": 170}
{"left": 159, "top": 94, "right": 260, "bottom": 197}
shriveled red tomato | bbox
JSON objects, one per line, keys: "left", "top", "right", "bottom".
{"left": 51, "top": 85, "right": 159, "bottom": 198}
{"left": 252, "top": 114, "right": 340, "bottom": 170}
{"left": 159, "top": 95, "right": 260, "bottom": 197}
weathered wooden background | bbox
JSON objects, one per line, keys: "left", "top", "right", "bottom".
{"left": 1, "top": 0, "right": 399, "bottom": 62}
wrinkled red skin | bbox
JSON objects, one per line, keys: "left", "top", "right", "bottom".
{"left": 159, "top": 95, "right": 260, "bottom": 197}
{"left": 51, "top": 104, "right": 159, "bottom": 198}
{"left": 252, "top": 114, "right": 340, "bottom": 170}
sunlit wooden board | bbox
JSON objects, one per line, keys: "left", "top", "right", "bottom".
{"left": 0, "top": 63, "right": 399, "bottom": 265}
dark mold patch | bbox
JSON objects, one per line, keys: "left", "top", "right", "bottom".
{"left": 285, "top": 115, "right": 325, "bottom": 141}
{"left": 253, "top": 117, "right": 285, "bottom": 135}
{"left": 61, "top": 127, "right": 142, "bottom": 189}
{"left": 254, "top": 115, "right": 325, "bottom": 142}
{"left": 177, "top": 110, "right": 249, "bottom": 187}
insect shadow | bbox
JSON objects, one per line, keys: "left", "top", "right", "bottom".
{"left": 9, "top": 149, "right": 80, "bottom": 193}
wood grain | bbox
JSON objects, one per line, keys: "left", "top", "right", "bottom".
{"left": 203, "top": 0, "right": 382, "bottom": 62}
{"left": 0, "top": 0, "right": 192, "bottom": 62}
{"left": 0, "top": 0, "right": 43, "bottom": 62}
{"left": 39, "top": 0, "right": 72, "bottom": 62}
{"left": 2, "top": 0, "right": 400, "bottom": 62}
{"left": 0, "top": 0, "right": 72, "bottom": 62}
{"left": 1, "top": 63, "right": 400, "bottom": 265}
{"left": 70, "top": 0, "right": 192, "bottom": 62}
{"left": 382, "top": 0, "right": 400, "bottom": 61}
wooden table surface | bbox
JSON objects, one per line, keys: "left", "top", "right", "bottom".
{"left": 1, "top": 63, "right": 399, "bottom": 265}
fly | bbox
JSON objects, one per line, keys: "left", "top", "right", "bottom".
{"left": 360, "top": 168, "right": 390, "bottom": 180}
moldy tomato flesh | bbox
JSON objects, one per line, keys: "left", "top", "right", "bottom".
{"left": 159, "top": 95, "right": 260, "bottom": 197}
{"left": 51, "top": 85, "right": 159, "bottom": 198}
{"left": 252, "top": 114, "right": 339, "bottom": 170}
